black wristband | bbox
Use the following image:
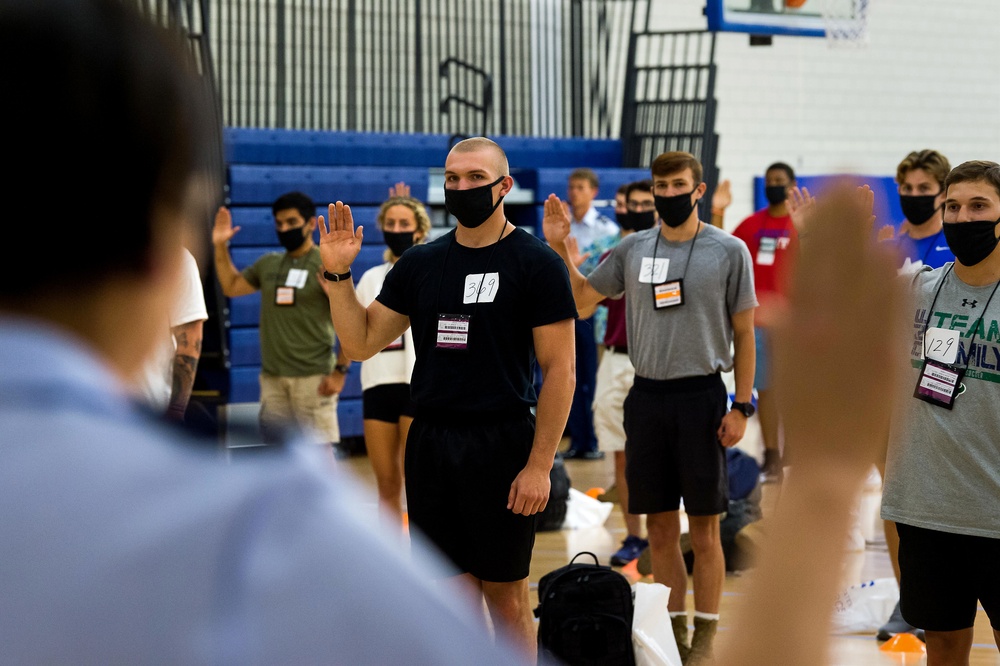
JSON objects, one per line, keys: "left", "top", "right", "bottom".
{"left": 323, "top": 269, "right": 352, "bottom": 282}
{"left": 334, "top": 364, "right": 350, "bottom": 374}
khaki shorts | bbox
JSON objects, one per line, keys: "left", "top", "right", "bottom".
{"left": 259, "top": 373, "right": 340, "bottom": 444}
{"left": 592, "top": 348, "right": 635, "bottom": 453}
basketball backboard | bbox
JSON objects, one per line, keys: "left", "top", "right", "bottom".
{"left": 705, "top": 0, "right": 864, "bottom": 38}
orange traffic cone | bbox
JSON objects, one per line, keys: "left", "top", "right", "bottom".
{"left": 585, "top": 487, "right": 606, "bottom": 499}
{"left": 879, "top": 632, "right": 926, "bottom": 663}
{"left": 620, "top": 558, "right": 642, "bottom": 583}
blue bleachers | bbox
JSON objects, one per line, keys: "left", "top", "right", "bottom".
{"left": 228, "top": 165, "right": 430, "bottom": 206}
{"left": 530, "top": 167, "right": 651, "bottom": 202}
{"left": 224, "top": 128, "right": 624, "bottom": 170}
{"left": 229, "top": 206, "right": 385, "bottom": 246}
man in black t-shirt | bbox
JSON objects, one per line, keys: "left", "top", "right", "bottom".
{"left": 318, "top": 137, "right": 577, "bottom": 659}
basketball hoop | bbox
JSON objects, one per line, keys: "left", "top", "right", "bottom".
{"left": 822, "top": 0, "right": 871, "bottom": 48}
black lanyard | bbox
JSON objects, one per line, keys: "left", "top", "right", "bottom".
{"left": 434, "top": 221, "right": 508, "bottom": 314}
{"left": 650, "top": 223, "right": 700, "bottom": 284}
{"left": 922, "top": 264, "right": 1000, "bottom": 370}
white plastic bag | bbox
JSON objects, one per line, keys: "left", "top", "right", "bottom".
{"left": 561, "top": 487, "right": 614, "bottom": 529}
{"left": 631, "top": 582, "right": 683, "bottom": 666}
{"left": 830, "top": 577, "right": 899, "bottom": 634}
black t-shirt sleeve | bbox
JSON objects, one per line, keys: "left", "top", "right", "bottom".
{"left": 529, "top": 252, "right": 578, "bottom": 328}
{"left": 374, "top": 252, "right": 411, "bottom": 316}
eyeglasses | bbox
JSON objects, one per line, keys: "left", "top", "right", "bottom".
{"left": 626, "top": 200, "right": 655, "bottom": 212}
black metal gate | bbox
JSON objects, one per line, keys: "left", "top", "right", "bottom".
{"left": 619, "top": 29, "right": 719, "bottom": 197}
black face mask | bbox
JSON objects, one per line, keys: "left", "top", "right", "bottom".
{"left": 444, "top": 176, "right": 505, "bottom": 228}
{"left": 626, "top": 210, "right": 656, "bottom": 231}
{"left": 277, "top": 225, "right": 308, "bottom": 252}
{"left": 765, "top": 185, "right": 788, "bottom": 206}
{"left": 615, "top": 210, "right": 629, "bottom": 229}
{"left": 654, "top": 191, "right": 698, "bottom": 228}
{"left": 384, "top": 230, "right": 415, "bottom": 258}
{"left": 942, "top": 218, "right": 1000, "bottom": 267}
{"left": 899, "top": 194, "right": 942, "bottom": 226}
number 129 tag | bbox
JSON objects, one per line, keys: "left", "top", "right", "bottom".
{"left": 924, "top": 327, "right": 960, "bottom": 364}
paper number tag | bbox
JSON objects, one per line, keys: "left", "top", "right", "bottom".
{"left": 639, "top": 257, "right": 669, "bottom": 284}
{"left": 756, "top": 237, "right": 777, "bottom": 266}
{"left": 464, "top": 272, "right": 499, "bottom": 304}
{"left": 285, "top": 268, "right": 308, "bottom": 288}
{"left": 923, "top": 327, "right": 959, "bottom": 364}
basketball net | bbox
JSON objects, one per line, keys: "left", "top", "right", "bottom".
{"left": 822, "top": 0, "right": 871, "bottom": 48}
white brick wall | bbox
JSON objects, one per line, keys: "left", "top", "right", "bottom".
{"left": 650, "top": 0, "right": 1000, "bottom": 229}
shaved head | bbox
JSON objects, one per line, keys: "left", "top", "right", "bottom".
{"left": 447, "top": 137, "right": 509, "bottom": 180}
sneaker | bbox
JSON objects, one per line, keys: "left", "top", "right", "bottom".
{"left": 562, "top": 449, "right": 605, "bottom": 461}
{"left": 759, "top": 449, "right": 784, "bottom": 484}
{"left": 876, "top": 601, "right": 925, "bottom": 642}
{"left": 611, "top": 535, "right": 649, "bottom": 566}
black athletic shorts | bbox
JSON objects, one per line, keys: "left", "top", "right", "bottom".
{"left": 362, "top": 383, "right": 416, "bottom": 423}
{"left": 623, "top": 373, "right": 729, "bottom": 516}
{"left": 404, "top": 408, "right": 536, "bottom": 583}
{"left": 896, "top": 522, "right": 1000, "bottom": 632}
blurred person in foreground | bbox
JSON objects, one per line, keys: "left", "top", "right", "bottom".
{"left": 714, "top": 180, "right": 911, "bottom": 665}
{"left": 0, "top": 1, "right": 528, "bottom": 663}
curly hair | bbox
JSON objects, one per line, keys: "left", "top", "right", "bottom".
{"left": 377, "top": 196, "right": 432, "bottom": 261}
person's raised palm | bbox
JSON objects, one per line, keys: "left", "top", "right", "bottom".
{"left": 318, "top": 201, "right": 364, "bottom": 273}
{"left": 213, "top": 206, "right": 240, "bottom": 245}
{"left": 541, "top": 193, "right": 571, "bottom": 245}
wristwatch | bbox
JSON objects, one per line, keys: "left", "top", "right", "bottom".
{"left": 334, "top": 364, "right": 350, "bottom": 374}
{"left": 323, "top": 269, "right": 352, "bottom": 282}
{"left": 730, "top": 401, "right": 756, "bottom": 418}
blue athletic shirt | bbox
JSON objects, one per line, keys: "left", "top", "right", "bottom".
{"left": 892, "top": 229, "right": 954, "bottom": 273}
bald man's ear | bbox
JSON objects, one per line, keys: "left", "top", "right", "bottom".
{"left": 499, "top": 175, "right": 515, "bottom": 197}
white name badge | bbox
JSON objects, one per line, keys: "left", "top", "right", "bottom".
{"left": 756, "top": 237, "right": 777, "bottom": 266}
{"left": 923, "top": 327, "right": 960, "bottom": 364}
{"left": 285, "top": 268, "right": 308, "bottom": 288}
{"left": 464, "top": 272, "right": 500, "bottom": 304}
{"left": 436, "top": 314, "right": 471, "bottom": 350}
{"left": 639, "top": 257, "right": 669, "bottom": 284}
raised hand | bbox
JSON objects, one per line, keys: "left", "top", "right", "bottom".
{"left": 786, "top": 185, "right": 815, "bottom": 232}
{"left": 565, "top": 236, "right": 591, "bottom": 268}
{"left": 876, "top": 224, "right": 896, "bottom": 242}
{"left": 769, "top": 179, "right": 909, "bottom": 472}
{"left": 712, "top": 178, "right": 732, "bottom": 212}
{"left": 318, "top": 201, "right": 364, "bottom": 275}
{"left": 388, "top": 181, "right": 410, "bottom": 198}
{"left": 212, "top": 206, "right": 240, "bottom": 246}
{"left": 856, "top": 183, "right": 877, "bottom": 231}
{"left": 541, "top": 193, "right": 571, "bottom": 245}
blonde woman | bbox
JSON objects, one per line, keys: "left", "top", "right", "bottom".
{"left": 355, "top": 183, "right": 431, "bottom": 523}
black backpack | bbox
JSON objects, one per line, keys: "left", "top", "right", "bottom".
{"left": 534, "top": 551, "right": 636, "bottom": 666}
{"left": 536, "top": 453, "right": 571, "bottom": 532}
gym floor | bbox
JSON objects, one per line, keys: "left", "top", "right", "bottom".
{"left": 337, "top": 420, "right": 1000, "bottom": 666}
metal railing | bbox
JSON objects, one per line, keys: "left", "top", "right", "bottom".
{"left": 202, "top": 0, "right": 642, "bottom": 138}
{"left": 619, "top": 29, "right": 720, "bottom": 194}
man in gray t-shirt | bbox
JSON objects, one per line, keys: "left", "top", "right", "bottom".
{"left": 880, "top": 161, "right": 1000, "bottom": 664}
{"left": 544, "top": 151, "right": 757, "bottom": 663}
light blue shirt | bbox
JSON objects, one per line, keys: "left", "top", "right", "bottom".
{"left": 569, "top": 206, "right": 620, "bottom": 255}
{"left": 0, "top": 316, "right": 526, "bottom": 665}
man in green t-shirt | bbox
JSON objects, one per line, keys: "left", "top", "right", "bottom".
{"left": 214, "top": 191, "right": 348, "bottom": 451}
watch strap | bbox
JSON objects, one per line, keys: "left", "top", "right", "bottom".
{"left": 323, "top": 269, "right": 352, "bottom": 282}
